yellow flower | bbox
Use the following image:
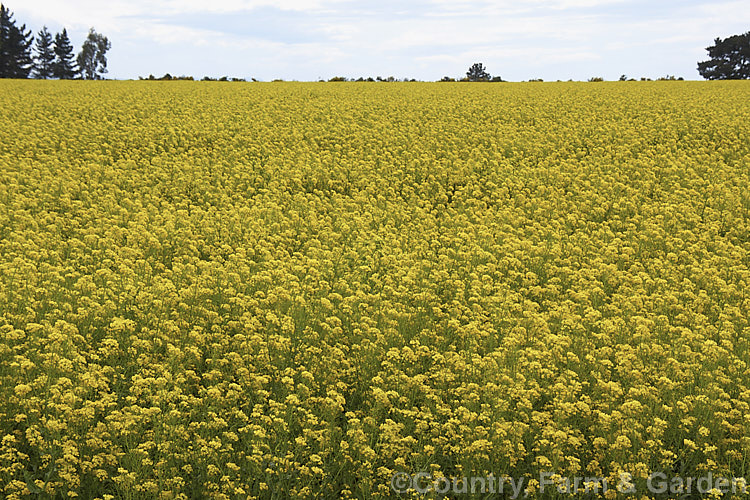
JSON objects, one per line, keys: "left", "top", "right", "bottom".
{"left": 1, "top": 79, "right": 749, "bottom": 499}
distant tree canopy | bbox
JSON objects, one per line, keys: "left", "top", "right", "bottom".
{"left": 466, "top": 62, "right": 491, "bottom": 81}
{"left": 53, "top": 28, "right": 77, "bottom": 79}
{"left": 0, "top": 4, "right": 33, "bottom": 78}
{"left": 0, "top": 4, "right": 110, "bottom": 79}
{"left": 698, "top": 31, "right": 750, "bottom": 80}
{"left": 77, "top": 28, "right": 110, "bottom": 79}
{"left": 33, "top": 26, "right": 54, "bottom": 78}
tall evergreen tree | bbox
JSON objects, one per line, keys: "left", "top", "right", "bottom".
{"left": 77, "top": 28, "right": 110, "bottom": 80}
{"left": 53, "top": 28, "right": 76, "bottom": 79}
{"left": 0, "top": 4, "right": 34, "bottom": 78}
{"left": 33, "top": 25, "right": 54, "bottom": 78}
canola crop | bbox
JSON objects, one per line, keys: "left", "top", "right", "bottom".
{"left": 1, "top": 80, "right": 750, "bottom": 499}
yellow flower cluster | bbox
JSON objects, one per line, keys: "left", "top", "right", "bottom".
{"left": 1, "top": 80, "right": 749, "bottom": 499}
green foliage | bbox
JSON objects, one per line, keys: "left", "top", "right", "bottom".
{"left": 53, "top": 28, "right": 77, "bottom": 79}
{"left": 698, "top": 31, "right": 750, "bottom": 79}
{"left": 77, "top": 28, "right": 110, "bottom": 80}
{"left": 2, "top": 6, "right": 111, "bottom": 80}
{"left": 33, "top": 26, "right": 54, "bottom": 79}
{"left": 656, "top": 75, "right": 684, "bottom": 81}
{"left": 466, "top": 62, "right": 490, "bottom": 81}
{"left": 0, "top": 3, "right": 33, "bottom": 78}
{"left": 199, "top": 75, "right": 244, "bottom": 81}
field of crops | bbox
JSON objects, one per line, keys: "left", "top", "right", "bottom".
{"left": 1, "top": 80, "right": 750, "bottom": 499}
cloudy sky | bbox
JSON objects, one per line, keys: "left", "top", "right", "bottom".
{"left": 10, "top": 0, "right": 750, "bottom": 81}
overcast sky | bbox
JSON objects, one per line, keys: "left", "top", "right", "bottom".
{"left": 10, "top": 0, "right": 750, "bottom": 81}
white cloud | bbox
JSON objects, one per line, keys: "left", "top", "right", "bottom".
{"left": 148, "top": 0, "right": 338, "bottom": 15}
{"left": 9, "top": 0, "right": 750, "bottom": 80}
{"left": 14, "top": 0, "right": 343, "bottom": 32}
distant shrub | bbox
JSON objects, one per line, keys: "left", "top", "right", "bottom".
{"left": 656, "top": 75, "right": 684, "bottom": 81}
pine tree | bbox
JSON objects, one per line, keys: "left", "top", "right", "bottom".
{"left": 0, "top": 4, "right": 34, "bottom": 78}
{"left": 33, "top": 25, "right": 54, "bottom": 78}
{"left": 697, "top": 31, "right": 750, "bottom": 80}
{"left": 53, "top": 28, "right": 77, "bottom": 79}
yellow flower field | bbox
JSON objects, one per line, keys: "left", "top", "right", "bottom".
{"left": 1, "top": 80, "right": 749, "bottom": 499}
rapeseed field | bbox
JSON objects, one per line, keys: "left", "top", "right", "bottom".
{"left": 1, "top": 80, "right": 749, "bottom": 498}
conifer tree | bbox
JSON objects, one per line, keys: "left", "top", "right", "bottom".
{"left": 0, "top": 4, "right": 34, "bottom": 78}
{"left": 698, "top": 31, "right": 750, "bottom": 80}
{"left": 33, "top": 25, "right": 54, "bottom": 78}
{"left": 53, "top": 28, "right": 77, "bottom": 79}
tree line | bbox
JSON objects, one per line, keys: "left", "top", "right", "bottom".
{"left": 0, "top": 4, "right": 110, "bottom": 79}
{"left": 333, "top": 33, "right": 749, "bottom": 82}
{"left": 2, "top": 3, "right": 747, "bottom": 83}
